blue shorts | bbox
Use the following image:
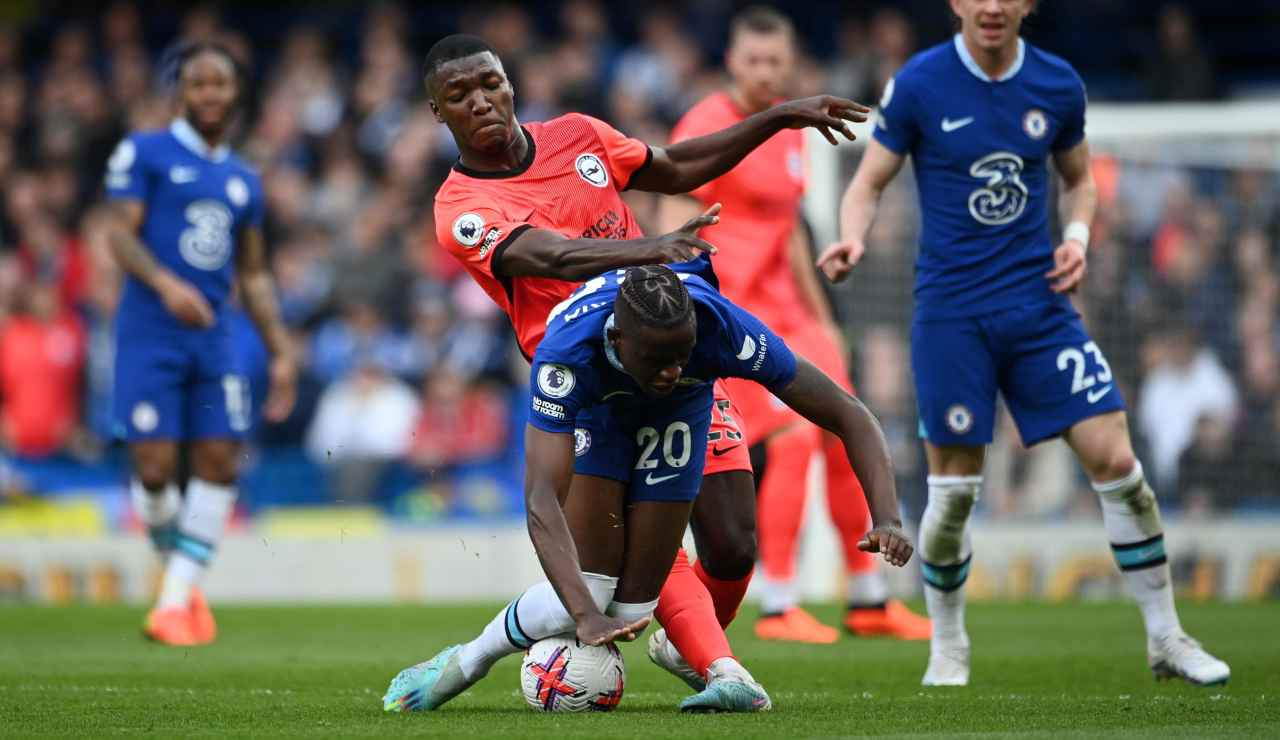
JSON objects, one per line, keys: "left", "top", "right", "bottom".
{"left": 114, "top": 327, "right": 251, "bottom": 442}
{"left": 572, "top": 388, "right": 712, "bottom": 503}
{"left": 912, "top": 299, "right": 1126, "bottom": 447}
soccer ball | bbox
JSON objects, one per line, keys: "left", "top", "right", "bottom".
{"left": 520, "top": 636, "right": 625, "bottom": 712}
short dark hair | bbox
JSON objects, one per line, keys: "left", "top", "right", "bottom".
{"left": 617, "top": 265, "right": 694, "bottom": 331}
{"left": 730, "top": 6, "right": 794, "bottom": 42}
{"left": 423, "top": 34, "right": 498, "bottom": 86}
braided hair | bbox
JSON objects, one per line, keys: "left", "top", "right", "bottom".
{"left": 617, "top": 265, "right": 695, "bottom": 331}
{"left": 159, "top": 39, "right": 243, "bottom": 97}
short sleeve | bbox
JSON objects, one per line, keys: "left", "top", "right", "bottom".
{"left": 871, "top": 75, "right": 919, "bottom": 155}
{"left": 527, "top": 360, "right": 593, "bottom": 434}
{"left": 103, "top": 135, "right": 151, "bottom": 202}
{"left": 578, "top": 114, "right": 653, "bottom": 191}
{"left": 1052, "top": 75, "right": 1088, "bottom": 152}
{"left": 709, "top": 298, "right": 797, "bottom": 393}
{"left": 434, "top": 200, "right": 535, "bottom": 282}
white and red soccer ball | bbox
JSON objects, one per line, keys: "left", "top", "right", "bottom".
{"left": 520, "top": 637, "right": 626, "bottom": 712}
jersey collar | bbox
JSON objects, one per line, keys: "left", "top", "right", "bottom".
{"left": 453, "top": 126, "right": 537, "bottom": 179}
{"left": 602, "top": 313, "right": 625, "bottom": 373}
{"left": 953, "top": 33, "right": 1025, "bottom": 83}
{"left": 170, "top": 118, "right": 230, "bottom": 162}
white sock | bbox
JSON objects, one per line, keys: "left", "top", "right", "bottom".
{"left": 758, "top": 574, "right": 796, "bottom": 615}
{"left": 605, "top": 598, "right": 658, "bottom": 623}
{"left": 1092, "top": 461, "right": 1182, "bottom": 638}
{"left": 458, "top": 573, "right": 617, "bottom": 682}
{"left": 920, "top": 476, "right": 981, "bottom": 645}
{"left": 157, "top": 479, "right": 236, "bottom": 610}
{"left": 847, "top": 570, "right": 889, "bottom": 607}
{"left": 130, "top": 479, "right": 180, "bottom": 555}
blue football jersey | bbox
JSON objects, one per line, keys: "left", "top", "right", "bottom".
{"left": 528, "top": 261, "right": 798, "bottom": 434}
{"left": 874, "top": 35, "right": 1086, "bottom": 320}
{"left": 104, "top": 118, "right": 265, "bottom": 332}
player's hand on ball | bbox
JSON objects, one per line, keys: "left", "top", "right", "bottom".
{"left": 1046, "top": 240, "right": 1087, "bottom": 293}
{"left": 816, "top": 240, "right": 866, "bottom": 283}
{"left": 263, "top": 354, "right": 298, "bottom": 422}
{"left": 776, "top": 95, "right": 871, "bottom": 146}
{"left": 857, "top": 524, "right": 913, "bottom": 567}
{"left": 576, "top": 613, "right": 650, "bottom": 647}
{"left": 653, "top": 203, "right": 720, "bottom": 261}
{"left": 157, "top": 273, "right": 215, "bottom": 328}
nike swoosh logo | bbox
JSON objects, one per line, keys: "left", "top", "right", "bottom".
{"left": 736, "top": 335, "right": 756, "bottom": 361}
{"left": 170, "top": 166, "right": 199, "bottom": 183}
{"left": 711, "top": 446, "right": 739, "bottom": 457}
{"left": 941, "top": 117, "right": 974, "bottom": 133}
{"left": 1086, "top": 385, "right": 1113, "bottom": 404}
{"left": 645, "top": 472, "right": 680, "bottom": 485}
{"left": 602, "top": 391, "right": 634, "bottom": 400}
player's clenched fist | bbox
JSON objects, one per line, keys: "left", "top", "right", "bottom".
{"left": 773, "top": 95, "right": 871, "bottom": 146}
{"left": 650, "top": 203, "right": 721, "bottom": 262}
{"left": 857, "top": 524, "right": 914, "bottom": 567}
{"left": 155, "top": 272, "right": 215, "bottom": 328}
{"left": 576, "top": 613, "right": 651, "bottom": 647}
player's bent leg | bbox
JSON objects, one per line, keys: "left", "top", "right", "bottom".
{"left": 385, "top": 475, "right": 628, "bottom": 712}
{"left": 128, "top": 441, "right": 196, "bottom": 646}
{"left": 822, "top": 433, "right": 932, "bottom": 640}
{"left": 160, "top": 439, "right": 241, "bottom": 645}
{"left": 753, "top": 426, "right": 838, "bottom": 644}
{"left": 1065, "top": 413, "right": 1230, "bottom": 686}
{"left": 920, "top": 443, "right": 983, "bottom": 687}
{"left": 689, "top": 469, "right": 756, "bottom": 625}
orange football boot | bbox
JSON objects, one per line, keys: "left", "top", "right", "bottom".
{"left": 143, "top": 606, "right": 198, "bottom": 646}
{"left": 844, "top": 600, "right": 932, "bottom": 640}
{"left": 189, "top": 587, "right": 217, "bottom": 645}
{"left": 754, "top": 607, "right": 839, "bottom": 644}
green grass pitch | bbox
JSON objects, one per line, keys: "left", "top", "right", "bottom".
{"left": 2, "top": 601, "right": 1276, "bottom": 737}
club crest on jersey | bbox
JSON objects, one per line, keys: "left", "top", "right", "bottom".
{"left": 575, "top": 154, "right": 608, "bottom": 188}
{"left": 574, "top": 428, "right": 592, "bottom": 457}
{"left": 1023, "top": 109, "right": 1048, "bottom": 140}
{"left": 945, "top": 404, "right": 974, "bottom": 435}
{"left": 537, "top": 364, "right": 576, "bottom": 398}
{"left": 452, "top": 212, "right": 486, "bottom": 247}
{"left": 226, "top": 176, "right": 250, "bottom": 207}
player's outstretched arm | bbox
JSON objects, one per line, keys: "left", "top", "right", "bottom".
{"left": 523, "top": 426, "right": 649, "bottom": 645}
{"left": 105, "top": 201, "right": 215, "bottom": 328}
{"left": 816, "top": 138, "right": 906, "bottom": 284}
{"left": 629, "top": 96, "right": 871, "bottom": 195}
{"left": 236, "top": 226, "right": 297, "bottom": 422}
{"left": 498, "top": 204, "right": 721, "bottom": 282}
{"left": 773, "top": 357, "right": 912, "bottom": 566}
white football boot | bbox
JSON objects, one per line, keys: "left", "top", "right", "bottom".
{"left": 647, "top": 628, "right": 706, "bottom": 691}
{"left": 679, "top": 658, "right": 772, "bottom": 713}
{"left": 1148, "top": 631, "right": 1230, "bottom": 686}
{"left": 922, "top": 634, "right": 970, "bottom": 686}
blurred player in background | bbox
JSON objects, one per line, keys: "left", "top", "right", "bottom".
{"left": 104, "top": 41, "right": 296, "bottom": 646}
{"left": 384, "top": 263, "right": 913, "bottom": 714}
{"left": 661, "top": 6, "right": 930, "bottom": 644}
{"left": 818, "top": 0, "right": 1228, "bottom": 686}
{"left": 416, "top": 34, "right": 868, "bottom": 708}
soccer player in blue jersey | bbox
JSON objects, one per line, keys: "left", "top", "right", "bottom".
{"left": 104, "top": 41, "right": 296, "bottom": 646}
{"left": 383, "top": 263, "right": 913, "bottom": 713}
{"left": 817, "top": 0, "right": 1229, "bottom": 687}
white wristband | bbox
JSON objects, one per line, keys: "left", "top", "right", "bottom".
{"left": 1063, "top": 221, "right": 1090, "bottom": 255}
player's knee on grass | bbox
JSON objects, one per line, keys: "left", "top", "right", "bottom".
{"left": 690, "top": 471, "right": 756, "bottom": 580}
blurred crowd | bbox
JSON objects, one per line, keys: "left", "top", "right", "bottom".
{"left": 0, "top": 2, "right": 1272, "bottom": 518}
